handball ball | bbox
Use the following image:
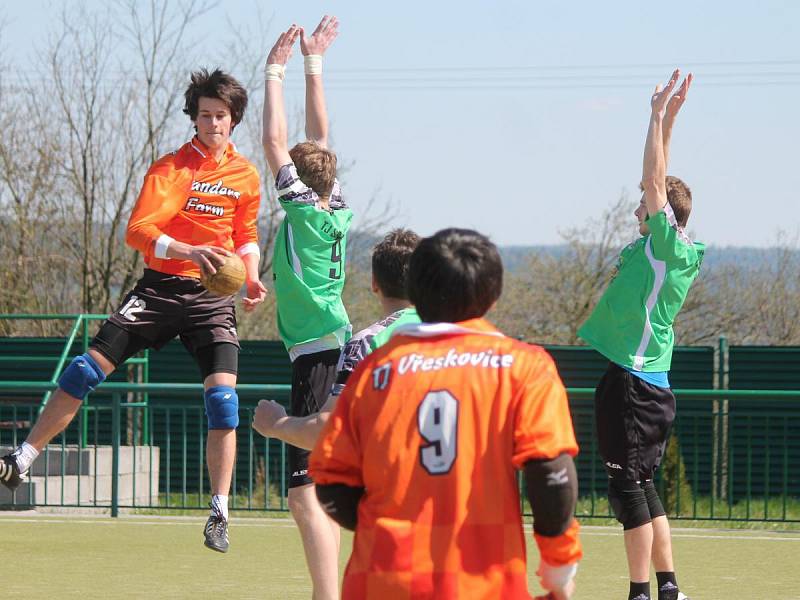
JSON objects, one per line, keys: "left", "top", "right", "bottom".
{"left": 201, "top": 253, "right": 246, "bottom": 296}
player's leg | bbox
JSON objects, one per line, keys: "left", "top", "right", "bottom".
{"left": 288, "top": 349, "right": 341, "bottom": 600}
{"left": 595, "top": 363, "right": 655, "bottom": 600}
{"left": 637, "top": 382, "right": 687, "bottom": 600}
{"left": 1, "top": 321, "right": 148, "bottom": 491}
{"left": 181, "top": 283, "right": 242, "bottom": 552}
{"left": 289, "top": 483, "right": 341, "bottom": 600}
{"left": 193, "top": 341, "right": 240, "bottom": 553}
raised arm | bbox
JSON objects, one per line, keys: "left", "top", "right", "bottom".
{"left": 642, "top": 69, "right": 680, "bottom": 216}
{"left": 262, "top": 25, "right": 300, "bottom": 178}
{"left": 300, "top": 15, "right": 339, "bottom": 147}
{"left": 662, "top": 73, "right": 692, "bottom": 170}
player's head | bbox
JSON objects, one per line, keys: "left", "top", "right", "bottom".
{"left": 289, "top": 141, "right": 337, "bottom": 200}
{"left": 408, "top": 228, "right": 503, "bottom": 323}
{"left": 371, "top": 228, "right": 421, "bottom": 300}
{"left": 183, "top": 69, "right": 248, "bottom": 149}
{"left": 636, "top": 176, "right": 692, "bottom": 235}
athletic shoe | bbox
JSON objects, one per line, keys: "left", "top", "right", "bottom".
{"left": 0, "top": 454, "right": 26, "bottom": 492}
{"left": 658, "top": 582, "right": 690, "bottom": 600}
{"left": 203, "top": 505, "right": 229, "bottom": 553}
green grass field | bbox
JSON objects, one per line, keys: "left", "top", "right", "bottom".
{"left": 4, "top": 513, "right": 800, "bottom": 599}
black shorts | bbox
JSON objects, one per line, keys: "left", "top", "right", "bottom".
{"left": 288, "top": 349, "right": 341, "bottom": 489}
{"left": 594, "top": 362, "right": 676, "bottom": 482}
{"left": 91, "top": 269, "right": 239, "bottom": 370}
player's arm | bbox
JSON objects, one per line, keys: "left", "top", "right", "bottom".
{"left": 262, "top": 25, "right": 299, "bottom": 178}
{"left": 126, "top": 172, "right": 229, "bottom": 274}
{"left": 642, "top": 69, "right": 681, "bottom": 217}
{"left": 315, "top": 483, "right": 363, "bottom": 531}
{"left": 253, "top": 394, "right": 338, "bottom": 451}
{"left": 309, "top": 360, "right": 371, "bottom": 531}
{"left": 662, "top": 72, "right": 692, "bottom": 170}
{"left": 232, "top": 171, "right": 267, "bottom": 311}
{"left": 512, "top": 351, "right": 582, "bottom": 599}
{"left": 300, "top": 15, "right": 339, "bottom": 147}
{"left": 525, "top": 455, "right": 580, "bottom": 600}
{"left": 253, "top": 335, "right": 361, "bottom": 448}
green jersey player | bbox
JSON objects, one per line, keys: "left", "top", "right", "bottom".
{"left": 579, "top": 70, "right": 699, "bottom": 600}
{"left": 254, "top": 228, "right": 422, "bottom": 451}
{"left": 261, "top": 17, "right": 350, "bottom": 600}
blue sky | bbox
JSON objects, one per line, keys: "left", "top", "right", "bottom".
{"left": 3, "top": 0, "right": 799, "bottom": 247}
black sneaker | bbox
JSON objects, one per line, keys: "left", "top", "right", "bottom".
{"left": 203, "top": 506, "right": 229, "bottom": 553}
{"left": 0, "top": 454, "right": 26, "bottom": 492}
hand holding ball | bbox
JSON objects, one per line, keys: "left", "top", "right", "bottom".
{"left": 201, "top": 253, "right": 246, "bottom": 296}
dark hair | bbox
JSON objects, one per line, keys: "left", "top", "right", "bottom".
{"left": 289, "top": 141, "right": 337, "bottom": 198}
{"left": 665, "top": 175, "right": 692, "bottom": 227}
{"left": 407, "top": 228, "right": 503, "bottom": 323}
{"left": 183, "top": 68, "right": 248, "bottom": 127}
{"left": 371, "top": 229, "right": 422, "bottom": 299}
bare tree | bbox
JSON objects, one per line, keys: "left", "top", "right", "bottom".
{"left": 496, "top": 193, "right": 636, "bottom": 344}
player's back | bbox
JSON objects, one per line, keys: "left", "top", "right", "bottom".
{"left": 315, "top": 318, "right": 576, "bottom": 599}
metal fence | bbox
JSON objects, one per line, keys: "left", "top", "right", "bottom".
{"left": 1, "top": 381, "right": 798, "bottom": 523}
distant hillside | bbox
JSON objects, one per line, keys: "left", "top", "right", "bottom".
{"left": 497, "top": 244, "right": 798, "bottom": 272}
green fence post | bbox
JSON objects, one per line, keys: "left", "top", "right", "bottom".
{"left": 111, "top": 393, "right": 121, "bottom": 518}
{"left": 143, "top": 349, "right": 150, "bottom": 444}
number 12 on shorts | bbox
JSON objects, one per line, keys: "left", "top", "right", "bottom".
{"left": 417, "top": 390, "right": 459, "bottom": 475}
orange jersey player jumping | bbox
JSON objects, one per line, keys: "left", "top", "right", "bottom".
{"left": 1, "top": 69, "right": 266, "bottom": 554}
{"left": 309, "top": 228, "right": 583, "bottom": 600}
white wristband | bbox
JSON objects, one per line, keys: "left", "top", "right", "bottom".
{"left": 264, "top": 63, "right": 285, "bottom": 82}
{"left": 537, "top": 561, "right": 578, "bottom": 591}
{"left": 154, "top": 234, "right": 175, "bottom": 259}
{"left": 304, "top": 54, "right": 322, "bottom": 75}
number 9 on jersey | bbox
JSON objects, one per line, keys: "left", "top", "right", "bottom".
{"left": 417, "top": 390, "right": 459, "bottom": 475}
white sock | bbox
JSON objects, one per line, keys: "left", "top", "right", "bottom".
{"left": 211, "top": 494, "right": 229, "bottom": 520}
{"left": 12, "top": 442, "right": 39, "bottom": 472}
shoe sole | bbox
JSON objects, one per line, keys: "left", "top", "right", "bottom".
{"left": 203, "top": 539, "right": 229, "bottom": 553}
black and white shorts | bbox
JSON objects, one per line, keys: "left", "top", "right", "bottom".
{"left": 594, "top": 362, "right": 676, "bottom": 482}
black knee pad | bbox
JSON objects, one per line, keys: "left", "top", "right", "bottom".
{"left": 608, "top": 478, "right": 652, "bottom": 530}
{"left": 642, "top": 479, "right": 666, "bottom": 519}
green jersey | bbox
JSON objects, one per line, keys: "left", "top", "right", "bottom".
{"left": 578, "top": 204, "right": 704, "bottom": 372}
{"left": 272, "top": 164, "right": 353, "bottom": 353}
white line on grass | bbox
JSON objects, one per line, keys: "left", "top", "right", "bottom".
{"left": 2, "top": 516, "right": 800, "bottom": 541}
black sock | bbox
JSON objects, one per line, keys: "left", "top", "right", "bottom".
{"left": 656, "top": 572, "right": 679, "bottom": 600}
{"left": 629, "top": 581, "right": 650, "bottom": 600}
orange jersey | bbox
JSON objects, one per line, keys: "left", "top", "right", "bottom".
{"left": 310, "top": 318, "right": 582, "bottom": 600}
{"left": 126, "top": 137, "right": 261, "bottom": 278}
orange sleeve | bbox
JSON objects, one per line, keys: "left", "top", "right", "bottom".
{"left": 126, "top": 170, "right": 186, "bottom": 254}
{"left": 512, "top": 351, "right": 579, "bottom": 468}
{"left": 231, "top": 168, "right": 261, "bottom": 251}
{"left": 308, "top": 376, "right": 364, "bottom": 489}
{"left": 534, "top": 519, "right": 583, "bottom": 566}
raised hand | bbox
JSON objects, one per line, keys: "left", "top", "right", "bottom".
{"left": 300, "top": 15, "right": 339, "bottom": 56}
{"left": 650, "top": 69, "right": 681, "bottom": 117}
{"left": 267, "top": 24, "right": 300, "bottom": 65}
{"left": 665, "top": 72, "right": 693, "bottom": 123}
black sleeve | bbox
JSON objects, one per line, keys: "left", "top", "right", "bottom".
{"left": 524, "top": 453, "right": 578, "bottom": 537}
{"left": 315, "top": 483, "right": 365, "bottom": 531}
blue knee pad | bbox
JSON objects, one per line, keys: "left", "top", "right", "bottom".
{"left": 204, "top": 386, "right": 239, "bottom": 430}
{"left": 58, "top": 353, "right": 107, "bottom": 400}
